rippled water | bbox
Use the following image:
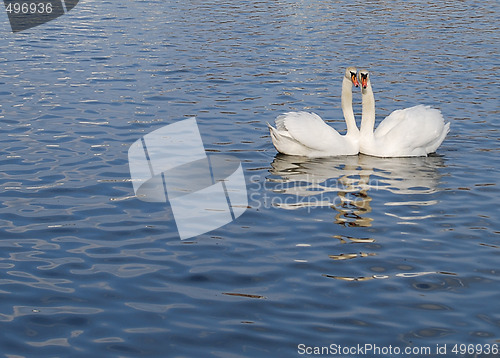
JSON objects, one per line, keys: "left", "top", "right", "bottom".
{"left": 0, "top": 1, "right": 499, "bottom": 357}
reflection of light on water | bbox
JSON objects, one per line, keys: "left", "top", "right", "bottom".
{"left": 268, "top": 153, "right": 444, "bottom": 229}
{"left": 385, "top": 212, "right": 437, "bottom": 222}
{"left": 268, "top": 153, "right": 447, "bottom": 281}
{"left": 332, "top": 235, "right": 375, "bottom": 244}
{"left": 333, "top": 186, "right": 373, "bottom": 228}
{"left": 269, "top": 155, "right": 374, "bottom": 228}
{"left": 329, "top": 252, "right": 376, "bottom": 260}
{"left": 323, "top": 271, "right": 457, "bottom": 281}
{"left": 385, "top": 200, "right": 438, "bottom": 206}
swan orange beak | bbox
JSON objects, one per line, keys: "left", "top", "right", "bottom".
{"left": 351, "top": 74, "right": 359, "bottom": 87}
{"left": 361, "top": 77, "right": 367, "bottom": 89}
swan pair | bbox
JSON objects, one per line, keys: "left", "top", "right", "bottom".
{"left": 268, "top": 67, "right": 450, "bottom": 158}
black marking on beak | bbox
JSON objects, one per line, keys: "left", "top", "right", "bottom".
{"left": 350, "top": 72, "right": 359, "bottom": 87}
{"left": 360, "top": 73, "right": 368, "bottom": 89}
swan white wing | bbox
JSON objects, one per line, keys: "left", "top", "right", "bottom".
{"left": 275, "top": 111, "right": 344, "bottom": 152}
{"left": 374, "top": 105, "right": 449, "bottom": 155}
{"left": 268, "top": 122, "right": 308, "bottom": 155}
{"left": 373, "top": 108, "right": 407, "bottom": 138}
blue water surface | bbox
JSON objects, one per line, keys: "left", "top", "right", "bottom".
{"left": 0, "top": 1, "right": 499, "bottom": 357}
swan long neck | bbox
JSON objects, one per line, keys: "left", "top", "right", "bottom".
{"left": 341, "top": 76, "right": 358, "bottom": 135}
{"left": 360, "top": 80, "right": 376, "bottom": 138}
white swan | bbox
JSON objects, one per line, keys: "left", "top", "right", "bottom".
{"left": 358, "top": 69, "right": 450, "bottom": 157}
{"left": 268, "top": 67, "right": 360, "bottom": 157}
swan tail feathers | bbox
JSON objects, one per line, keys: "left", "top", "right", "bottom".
{"left": 268, "top": 120, "right": 305, "bottom": 155}
{"left": 445, "top": 121, "right": 451, "bottom": 135}
{"left": 425, "top": 119, "right": 450, "bottom": 155}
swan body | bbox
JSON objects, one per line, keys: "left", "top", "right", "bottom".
{"left": 358, "top": 70, "right": 450, "bottom": 157}
{"left": 268, "top": 67, "right": 360, "bottom": 157}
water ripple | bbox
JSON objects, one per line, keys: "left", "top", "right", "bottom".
{"left": 0, "top": 0, "right": 499, "bottom": 356}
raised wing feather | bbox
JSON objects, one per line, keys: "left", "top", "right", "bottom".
{"left": 375, "top": 105, "right": 448, "bottom": 155}
{"left": 275, "top": 111, "right": 343, "bottom": 152}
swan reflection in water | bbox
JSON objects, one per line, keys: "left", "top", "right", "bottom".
{"left": 267, "top": 153, "right": 447, "bottom": 281}
{"left": 267, "top": 153, "right": 445, "bottom": 228}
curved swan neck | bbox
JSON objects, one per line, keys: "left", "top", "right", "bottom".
{"left": 341, "top": 76, "right": 358, "bottom": 135}
{"left": 360, "top": 80, "right": 376, "bottom": 138}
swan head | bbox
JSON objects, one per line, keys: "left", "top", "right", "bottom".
{"left": 358, "top": 69, "right": 370, "bottom": 89}
{"left": 345, "top": 67, "right": 359, "bottom": 87}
